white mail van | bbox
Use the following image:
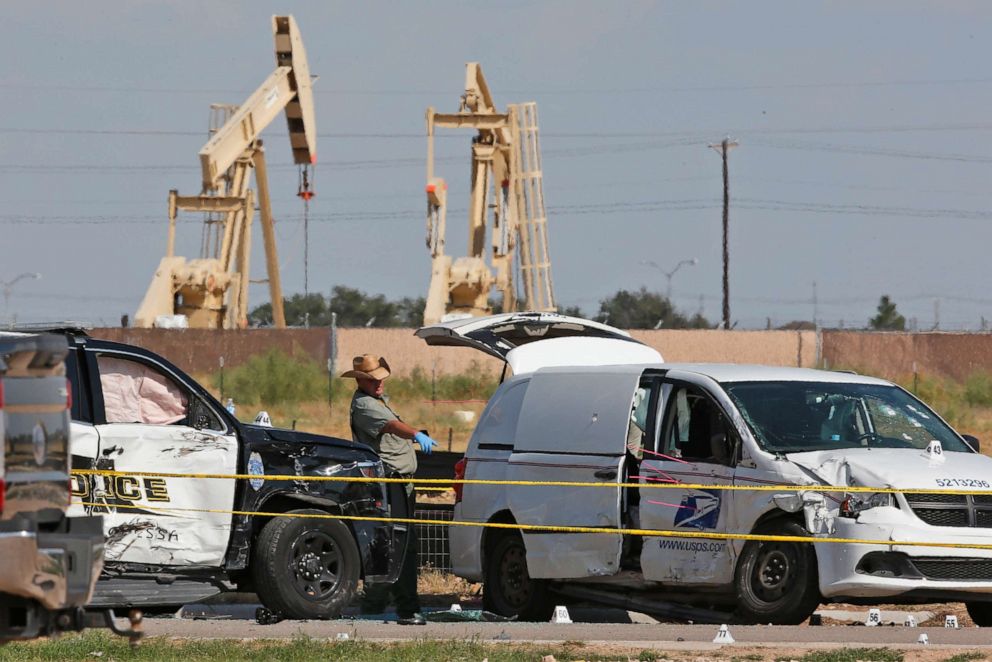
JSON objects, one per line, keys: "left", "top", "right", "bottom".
{"left": 417, "top": 313, "right": 992, "bottom": 625}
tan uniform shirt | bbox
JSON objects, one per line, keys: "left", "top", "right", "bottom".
{"left": 350, "top": 390, "right": 418, "bottom": 476}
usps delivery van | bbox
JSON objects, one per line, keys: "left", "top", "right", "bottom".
{"left": 417, "top": 313, "right": 992, "bottom": 625}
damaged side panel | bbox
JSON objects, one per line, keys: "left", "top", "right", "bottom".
{"left": 639, "top": 460, "right": 737, "bottom": 586}
{"left": 734, "top": 458, "right": 838, "bottom": 537}
{"left": 227, "top": 427, "right": 403, "bottom": 583}
{"left": 85, "top": 424, "right": 238, "bottom": 567}
{"left": 641, "top": 370, "right": 841, "bottom": 591}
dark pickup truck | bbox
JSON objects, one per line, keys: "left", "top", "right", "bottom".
{"left": 0, "top": 332, "right": 107, "bottom": 640}
{"left": 54, "top": 328, "right": 406, "bottom": 620}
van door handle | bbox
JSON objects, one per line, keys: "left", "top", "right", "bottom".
{"left": 594, "top": 469, "right": 617, "bottom": 480}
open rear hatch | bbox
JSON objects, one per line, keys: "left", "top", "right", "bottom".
{"left": 415, "top": 312, "right": 662, "bottom": 374}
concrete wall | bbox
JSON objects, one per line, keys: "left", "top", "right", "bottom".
{"left": 821, "top": 331, "right": 992, "bottom": 381}
{"left": 87, "top": 327, "right": 992, "bottom": 388}
{"left": 630, "top": 329, "right": 817, "bottom": 368}
{"left": 90, "top": 327, "right": 818, "bottom": 376}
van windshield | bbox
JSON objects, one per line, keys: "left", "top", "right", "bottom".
{"left": 723, "top": 381, "right": 971, "bottom": 454}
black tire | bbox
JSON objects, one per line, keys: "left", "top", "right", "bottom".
{"left": 251, "top": 509, "right": 359, "bottom": 620}
{"left": 482, "top": 532, "right": 554, "bottom": 621}
{"left": 966, "top": 601, "right": 992, "bottom": 626}
{"left": 734, "top": 519, "right": 820, "bottom": 625}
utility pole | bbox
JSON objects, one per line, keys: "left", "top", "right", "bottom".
{"left": 709, "top": 138, "right": 738, "bottom": 329}
{"left": 812, "top": 281, "right": 818, "bottom": 329}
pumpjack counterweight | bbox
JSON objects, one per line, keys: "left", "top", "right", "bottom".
{"left": 135, "top": 15, "right": 316, "bottom": 330}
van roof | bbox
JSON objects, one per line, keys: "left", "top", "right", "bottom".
{"left": 536, "top": 362, "right": 892, "bottom": 386}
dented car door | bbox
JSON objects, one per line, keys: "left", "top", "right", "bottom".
{"left": 86, "top": 349, "right": 237, "bottom": 567}
{"left": 639, "top": 376, "right": 738, "bottom": 585}
{"left": 506, "top": 368, "right": 640, "bottom": 579}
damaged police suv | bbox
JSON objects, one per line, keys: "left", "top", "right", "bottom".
{"left": 52, "top": 328, "right": 405, "bottom": 619}
{"left": 419, "top": 312, "right": 992, "bottom": 625}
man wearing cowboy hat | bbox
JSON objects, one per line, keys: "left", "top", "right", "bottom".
{"left": 344, "top": 354, "right": 437, "bottom": 626}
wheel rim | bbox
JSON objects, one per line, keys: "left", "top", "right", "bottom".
{"left": 749, "top": 543, "right": 798, "bottom": 604}
{"left": 497, "top": 543, "right": 533, "bottom": 609}
{"left": 289, "top": 529, "right": 341, "bottom": 601}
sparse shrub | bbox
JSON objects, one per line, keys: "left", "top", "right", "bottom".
{"left": 964, "top": 372, "right": 992, "bottom": 407}
{"left": 214, "top": 349, "right": 325, "bottom": 406}
{"left": 378, "top": 362, "right": 498, "bottom": 401}
{"left": 212, "top": 355, "right": 497, "bottom": 411}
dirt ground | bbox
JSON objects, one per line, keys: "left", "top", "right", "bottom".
{"left": 556, "top": 645, "right": 991, "bottom": 661}
{"left": 817, "top": 601, "right": 975, "bottom": 628}
{"left": 416, "top": 568, "right": 481, "bottom": 606}
{"left": 411, "top": 568, "right": 979, "bottom": 630}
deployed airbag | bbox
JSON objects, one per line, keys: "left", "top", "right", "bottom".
{"left": 98, "top": 356, "right": 187, "bottom": 424}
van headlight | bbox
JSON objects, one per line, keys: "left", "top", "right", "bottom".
{"left": 840, "top": 492, "right": 894, "bottom": 518}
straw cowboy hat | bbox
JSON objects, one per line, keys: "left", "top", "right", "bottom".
{"left": 341, "top": 354, "right": 391, "bottom": 380}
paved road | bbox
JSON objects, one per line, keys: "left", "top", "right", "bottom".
{"left": 136, "top": 605, "right": 992, "bottom": 650}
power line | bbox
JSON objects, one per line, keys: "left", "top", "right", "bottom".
{"left": 735, "top": 175, "right": 992, "bottom": 199}
{"left": 8, "top": 194, "right": 992, "bottom": 225}
{"left": 13, "top": 285, "right": 992, "bottom": 311}
{"left": 751, "top": 137, "right": 992, "bottom": 164}
{"left": 5, "top": 77, "right": 992, "bottom": 95}
{"left": 0, "top": 140, "right": 702, "bottom": 176}
{"left": 734, "top": 197, "right": 992, "bottom": 221}
{"left": 4, "top": 121, "right": 992, "bottom": 140}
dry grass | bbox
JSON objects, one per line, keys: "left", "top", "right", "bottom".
{"left": 11, "top": 630, "right": 991, "bottom": 662}
{"left": 354, "top": 569, "right": 479, "bottom": 609}
{"left": 191, "top": 370, "right": 484, "bottom": 453}
{"left": 417, "top": 567, "right": 481, "bottom": 604}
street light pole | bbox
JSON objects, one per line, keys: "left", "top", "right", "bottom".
{"left": 2, "top": 272, "right": 42, "bottom": 325}
{"left": 640, "top": 258, "right": 699, "bottom": 300}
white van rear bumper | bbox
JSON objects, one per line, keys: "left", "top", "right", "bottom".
{"left": 449, "top": 505, "right": 484, "bottom": 582}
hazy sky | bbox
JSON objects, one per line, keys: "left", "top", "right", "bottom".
{"left": 3, "top": 1, "right": 992, "bottom": 329}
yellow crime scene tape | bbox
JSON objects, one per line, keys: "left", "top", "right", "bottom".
{"left": 73, "top": 467, "right": 992, "bottom": 496}
{"left": 76, "top": 499, "right": 992, "bottom": 551}
{"left": 73, "top": 466, "right": 992, "bottom": 552}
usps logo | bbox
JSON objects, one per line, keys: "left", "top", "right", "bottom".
{"left": 674, "top": 490, "right": 721, "bottom": 530}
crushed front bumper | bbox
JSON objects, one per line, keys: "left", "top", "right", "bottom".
{"left": 817, "top": 511, "right": 992, "bottom": 601}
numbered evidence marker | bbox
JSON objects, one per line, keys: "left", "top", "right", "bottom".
{"left": 904, "top": 614, "right": 918, "bottom": 627}
{"left": 918, "top": 633, "right": 930, "bottom": 645}
{"left": 551, "top": 606, "right": 572, "bottom": 624}
{"left": 336, "top": 633, "right": 350, "bottom": 641}
{"left": 926, "top": 439, "right": 946, "bottom": 464}
{"left": 449, "top": 603, "right": 462, "bottom": 612}
{"left": 945, "top": 614, "right": 959, "bottom": 629}
{"left": 866, "top": 608, "right": 882, "bottom": 627}
{"left": 712, "top": 624, "right": 735, "bottom": 644}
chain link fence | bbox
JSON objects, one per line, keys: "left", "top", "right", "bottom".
{"left": 414, "top": 505, "right": 453, "bottom": 572}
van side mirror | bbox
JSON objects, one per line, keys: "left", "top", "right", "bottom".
{"left": 963, "top": 434, "right": 980, "bottom": 453}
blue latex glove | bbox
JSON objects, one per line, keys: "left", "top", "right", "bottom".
{"left": 413, "top": 431, "right": 437, "bottom": 455}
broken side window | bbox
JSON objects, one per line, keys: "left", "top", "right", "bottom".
{"left": 662, "top": 385, "right": 736, "bottom": 466}
{"left": 97, "top": 354, "right": 188, "bottom": 425}
{"left": 627, "top": 378, "right": 665, "bottom": 459}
